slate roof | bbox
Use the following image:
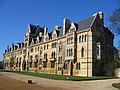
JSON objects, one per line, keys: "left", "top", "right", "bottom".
{"left": 57, "top": 28, "right": 63, "bottom": 37}
{"left": 76, "top": 15, "right": 96, "bottom": 32}
{"left": 29, "top": 15, "right": 96, "bottom": 39}
{"left": 104, "top": 26, "right": 114, "bottom": 36}
{"left": 29, "top": 24, "right": 44, "bottom": 36}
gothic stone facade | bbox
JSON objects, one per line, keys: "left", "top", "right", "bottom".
{"left": 3, "top": 12, "right": 114, "bottom": 76}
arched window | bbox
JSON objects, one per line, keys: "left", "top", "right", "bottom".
{"left": 51, "top": 52, "right": 53, "bottom": 58}
{"left": 51, "top": 52, "right": 55, "bottom": 58}
{"left": 30, "top": 56, "right": 32, "bottom": 67}
{"left": 38, "top": 47, "right": 39, "bottom": 51}
{"left": 46, "top": 53, "right": 47, "bottom": 58}
{"left": 44, "top": 53, "right": 47, "bottom": 59}
{"left": 69, "top": 49, "right": 71, "bottom": 56}
{"left": 71, "top": 49, "right": 73, "bottom": 56}
{"left": 17, "top": 58, "right": 18, "bottom": 63}
{"left": 78, "top": 62, "right": 80, "bottom": 70}
{"left": 64, "top": 63, "right": 68, "bottom": 70}
{"left": 44, "top": 45, "right": 46, "bottom": 50}
{"left": 76, "top": 63, "right": 78, "bottom": 70}
{"left": 85, "top": 35, "right": 87, "bottom": 42}
{"left": 19, "top": 57, "right": 21, "bottom": 63}
{"left": 35, "top": 55, "right": 38, "bottom": 59}
{"left": 47, "top": 44, "right": 49, "bottom": 49}
{"left": 67, "top": 49, "right": 68, "bottom": 56}
{"left": 34, "top": 55, "right": 38, "bottom": 68}
{"left": 54, "top": 52, "right": 55, "bottom": 58}
{"left": 81, "top": 47, "right": 84, "bottom": 57}
{"left": 76, "top": 62, "right": 81, "bottom": 70}
{"left": 79, "top": 36, "right": 81, "bottom": 43}
{"left": 40, "top": 46, "right": 42, "bottom": 55}
{"left": 65, "top": 63, "right": 67, "bottom": 70}
{"left": 67, "top": 39, "right": 68, "bottom": 44}
{"left": 96, "top": 46, "right": 100, "bottom": 55}
{"left": 82, "top": 35, "right": 84, "bottom": 42}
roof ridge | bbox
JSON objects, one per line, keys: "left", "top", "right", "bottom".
{"left": 76, "top": 15, "right": 95, "bottom": 23}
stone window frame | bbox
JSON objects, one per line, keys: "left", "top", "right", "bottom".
{"left": 81, "top": 47, "right": 84, "bottom": 58}
{"left": 76, "top": 62, "right": 81, "bottom": 70}
{"left": 64, "top": 62, "right": 68, "bottom": 70}
{"left": 79, "top": 34, "right": 87, "bottom": 43}
{"left": 58, "top": 57, "right": 62, "bottom": 64}
{"left": 51, "top": 61, "right": 55, "bottom": 68}
{"left": 67, "top": 48, "right": 73, "bottom": 56}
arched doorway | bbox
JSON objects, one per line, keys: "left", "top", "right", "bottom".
{"left": 70, "top": 61, "right": 73, "bottom": 75}
{"left": 22, "top": 60, "right": 26, "bottom": 71}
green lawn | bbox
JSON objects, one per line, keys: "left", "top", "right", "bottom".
{"left": 0, "top": 69, "right": 114, "bottom": 81}
{"left": 112, "top": 83, "right": 120, "bottom": 89}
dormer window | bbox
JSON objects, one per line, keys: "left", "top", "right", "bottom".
{"left": 69, "top": 28, "right": 75, "bottom": 33}
{"left": 69, "top": 22, "right": 76, "bottom": 33}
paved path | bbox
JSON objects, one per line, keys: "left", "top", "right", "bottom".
{"left": 0, "top": 74, "right": 60, "bottom": 90}
{"left": 0, "top": 72, "right": 120, "bottom": 90}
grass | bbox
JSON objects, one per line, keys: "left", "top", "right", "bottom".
{"left": 0, "top": 69, "right": 114, "bottom": 81}
{"left": 112, "top": 82, "right": 120, "bottom": 89}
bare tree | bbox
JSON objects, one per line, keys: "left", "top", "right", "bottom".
{"left": 109, "top": 7, "right": 120, "bottom": 35}
{"left": 109, "top": 8, "right": 120, "bottom": 49}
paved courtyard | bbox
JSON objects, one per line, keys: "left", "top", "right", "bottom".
{"left": 0, "top": 72, "right": 120, "bottom": 90}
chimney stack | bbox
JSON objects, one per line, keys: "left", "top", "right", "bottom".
{"left": 93, "top": 11, "right": 104, "bottom": 23}
{"left": 63, "top": 18, "right": 71, "bottom": 35}
{"left": 98, "top": 11, "right": 104, "bottom": 23}
{"left": 44, "top": 27, "right": 48, "bottom": 33}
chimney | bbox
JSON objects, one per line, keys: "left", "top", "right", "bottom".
{"left": 37, "top": 36, "right": 39, "bottom": 43}
{"left": 98, "top": 11, "right": 104, "bottom": 23}
{"left": 63, "top": 18, "right": 71, "bottom": 35}
{"left": 7, "top": 45, "right": 9, "bottom": 52}
{"left": 7, "top": 45, "right": 9, "bottom": 50}
{"left": 44, "top": 27, "right": 48, "bottom": 34}
{"left": 93, "top": 12, "right": 104, "bottom": 23}
{"left": 28, "top": 24, "right": 31, "bottom": 33}
{"left": 12, "top": 43, "right": 14, "bottom": 51}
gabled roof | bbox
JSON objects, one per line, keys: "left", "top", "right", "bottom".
{"left": 104, "top": 25, "right": 114, "bottom": 37}
{"left": 57, "top": 28, "right": 63, "bottom": 37}
{"left": 29, "top": 24, "right": 44, "bottom": 36}
{"left": 29, "top": 24, "right": 37, "bottom": 34}
{"left": 76, "top": 15, "right": 96, "bottom": 32}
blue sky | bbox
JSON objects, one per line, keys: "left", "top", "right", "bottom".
{"left": 0, "top": 0, "right": 120, "bottom": 61}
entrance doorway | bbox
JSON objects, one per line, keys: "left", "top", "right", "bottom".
{"left": 22, "top": 60, "right": 26, "bottom": 71}
{"left": 70, "top": 61, "right": 73, "bottom": 75}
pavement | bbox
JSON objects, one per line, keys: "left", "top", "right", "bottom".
{"left": 0, "top": 72, "right": 120, "bottom": 90}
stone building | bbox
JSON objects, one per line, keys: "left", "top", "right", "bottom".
{"left": 3, "top": 12, "right": 114, "bottom": 76}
